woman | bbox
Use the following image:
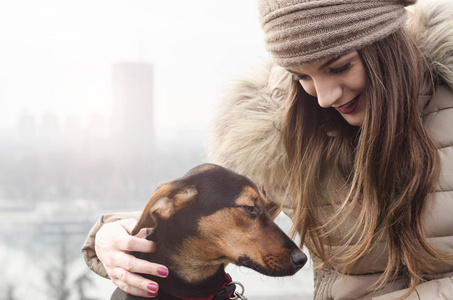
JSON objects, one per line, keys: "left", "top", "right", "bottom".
{"left": 82, "top": 0, "right": 453, "bottom": 299}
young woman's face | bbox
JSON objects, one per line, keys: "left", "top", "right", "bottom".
{"left": 287, "top": 51, "right": 367, "bottom": 127}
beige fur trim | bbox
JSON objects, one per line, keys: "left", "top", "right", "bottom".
{"left": 407, "top": 0, "right": 453, "bottom": 89}
{"left": 206, "top": 62, "right": 294, "bottom": 213}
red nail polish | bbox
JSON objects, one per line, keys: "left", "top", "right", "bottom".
{"left": 147, "top": 283, "right": 158, "bottom": 292}
{"left": 157, "top": 267, "right": 168, "bottom": 277}
{"left": 148, "top": 291, "right": 158, "bottom": 297}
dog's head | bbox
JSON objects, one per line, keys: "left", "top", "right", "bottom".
{"left": 132, "top": 163, "right": 306, "bottom": 283}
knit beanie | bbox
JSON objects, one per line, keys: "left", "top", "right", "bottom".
{"left": 258, "top": 0, "right": 417, "bottom": 67}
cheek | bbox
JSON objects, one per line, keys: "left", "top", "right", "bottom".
{"left": 349, "top": 64, "right": 367, "bottom": 93}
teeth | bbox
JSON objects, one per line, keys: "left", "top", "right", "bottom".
{"left": 340, "top": 96, "right": 357, "bottom": 108}
{"left": 345, "top": 100, "right": 355, "bottom": 107}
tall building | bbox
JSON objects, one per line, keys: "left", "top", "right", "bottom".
{"left": 111, "top": 62, "right": 154, "bottom": 155}
{"left": 41, "top": 112, "right": 59, "bottom": 136}
{"left": 18, "top": 112, "right": 36, "bottom": 137}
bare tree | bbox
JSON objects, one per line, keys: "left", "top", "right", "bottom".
{"left": 6, "top": 284, "right": 16, "bottom": 300}
{"left": 44, "top": 229, "right": 70, "bottom": 300}
{"left": 74, "top": 272, "right": 99, "bottom": 300}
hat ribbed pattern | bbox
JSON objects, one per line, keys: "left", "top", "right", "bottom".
{"left": 258, "top": 0, "right": 417, "bottom": 67}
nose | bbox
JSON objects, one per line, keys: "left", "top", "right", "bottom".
{"left": 304, "top": 79, "right": 342, "bottom": 108}
{"left": 291, "top": 249, "right": 307, "bottom": 268}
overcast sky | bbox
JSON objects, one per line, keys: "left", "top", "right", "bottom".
{"left": 0, "top": 0, "right": 269, "bottom": 132}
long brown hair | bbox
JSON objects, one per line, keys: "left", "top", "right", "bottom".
{"left": 282, "top": 29, "right": 449, "bottom": 296}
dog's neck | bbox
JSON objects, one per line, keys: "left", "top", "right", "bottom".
{"left": 132, "top": 229, "right": 232, "bottom": 299}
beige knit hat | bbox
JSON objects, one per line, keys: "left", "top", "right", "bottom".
{"left": 258, "top": 0, "right": 417, "bottom": 67}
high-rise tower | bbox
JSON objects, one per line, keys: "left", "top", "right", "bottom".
{"left": 111, "top": 62, "right": 154, "bottom": 154}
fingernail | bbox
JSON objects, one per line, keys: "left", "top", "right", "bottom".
{"left": 147, "top": 283, "right": 158, "bottom": 292}
{"left": 148, "top": 291, "right": 158, "bottom": 297}
{"left": 158, "top": 267, "right": 168, "bottom": 277}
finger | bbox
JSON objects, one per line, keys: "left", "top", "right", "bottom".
{"left": 134, "top": 227, "right": 150, "bottom": 239}
{"left": 113, "top": 252, "right": 169, "bottom": 277}
{"left": 115, "top": 235, "right": 156, "bottom": 253}
{"left": 115, "top": 282, "right": 155, "bottom": 298}
{"left": 117, "top": 218, "right": 139, "bottom": 234}
{"left": 117, "top": 219, "right": 153, "bottom": 239}
{"left": 114, "top": 280, "right": 157, "bottom": 298}
{"left": 112, "top": 269, "right": 160, "bottom": 297}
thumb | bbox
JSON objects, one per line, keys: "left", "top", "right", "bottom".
{"left": 117, "top": 218, "right": 139, "bottom": 235}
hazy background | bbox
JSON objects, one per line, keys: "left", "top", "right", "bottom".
{"left": 0, "top": 0, "right": 313, "bottom": 299}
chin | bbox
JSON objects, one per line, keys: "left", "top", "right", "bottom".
{"left": 345, "top": 115, "right": 364, "bottom": 127}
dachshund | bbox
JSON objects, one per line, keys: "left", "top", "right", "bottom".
{"left": 111, "top": 163, "right": 307, "bottom": 300}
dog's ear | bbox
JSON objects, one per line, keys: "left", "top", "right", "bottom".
{"left": 131, "top": 182, "right": 197, "bottom": 235}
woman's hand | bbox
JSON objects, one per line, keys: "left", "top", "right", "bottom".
{"left": 95, "top": 218, "right": 168, "bottom": 298}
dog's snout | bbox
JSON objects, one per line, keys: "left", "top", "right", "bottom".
{"left": 291, "top": 249, "right": 307, "bottom": 268}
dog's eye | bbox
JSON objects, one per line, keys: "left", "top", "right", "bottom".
{"left": 240, "top": 205, "right": 258, "bottom": 217}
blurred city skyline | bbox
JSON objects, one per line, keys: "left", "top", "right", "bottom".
{"left": 0, "top": 2, "right": 317, "bottom": 299}
{"left": 0, "top": 0, "right": 269, "bottom": 134}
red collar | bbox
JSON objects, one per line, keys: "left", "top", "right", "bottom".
{"left": 171, "top": 273, "right": 235, "bottom": 300}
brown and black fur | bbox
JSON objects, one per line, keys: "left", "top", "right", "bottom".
{"left": 111, "top": 164, "right": 307, "bottom": 300}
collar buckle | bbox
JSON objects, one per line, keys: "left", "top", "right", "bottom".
{"left": 227, "top": 282, "right": 248, "bottom": 300}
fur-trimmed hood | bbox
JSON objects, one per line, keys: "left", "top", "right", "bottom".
{"left": 206, "top": 0, "right": 453, "bottom": 218}
{"left": 406, "top": 0, "right": 453, "bottom": 89}
{"left": 207, "top": 62, "right": 293, "bottom": 214}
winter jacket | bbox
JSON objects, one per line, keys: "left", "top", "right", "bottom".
{"left": 82, "top": 0, "right": 453, "bottom": 299}
{"left": 206, "top": 1, "right": 453, "bottom": 299}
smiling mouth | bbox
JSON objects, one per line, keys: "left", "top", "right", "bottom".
{"left": 336, "top": 95, "right": 359, "bottom": 114}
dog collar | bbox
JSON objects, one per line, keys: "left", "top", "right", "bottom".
{"left": 171, "top": 273, "right": 247, "bottom": 300}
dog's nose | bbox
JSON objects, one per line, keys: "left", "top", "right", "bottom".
{"left": 291, "top": 249, "right": 307, "bottom": 268}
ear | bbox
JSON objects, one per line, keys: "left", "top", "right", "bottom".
{"left": 259, "top": 188, "right": 269, "bottom": 207}
{"left": 131, "top": 182, "right": 198, "bottom": 236}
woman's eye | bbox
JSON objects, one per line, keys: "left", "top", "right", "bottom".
{"left": 329, "top": 63, "right": 351, "bottom": 75}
